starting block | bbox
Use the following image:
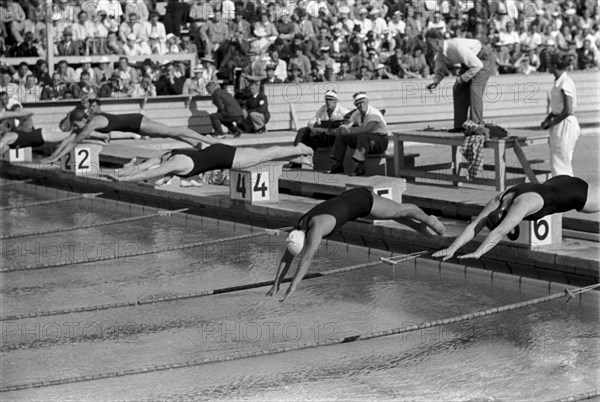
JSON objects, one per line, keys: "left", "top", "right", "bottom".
{"left": 230, "top": 163, "right": 282, "bottom": 203}
{"left": 2, "top": 147, "right": 32, "bottom": 162}
{"left": 501, "top": 213, "right": 562, "bottom": 249}
{"left": 344, "top": 176, "right": 406, "bottom": 203}
{"left": 61, "top": 143, "right": 102, "bottom": 176}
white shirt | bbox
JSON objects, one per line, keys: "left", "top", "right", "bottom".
{"left": 308, "top": 103, "right": 350, "bottom": 127}
{"left": 144, "top": 21, "right": 167, "bottom": 43}
{"left": 273, "top": 59, "right": 288, "bottom": 82}
{"left": 550, "top": 72, "right": 577, "bottom": 114}
{"left": 372, "top": 17, "right": 388, "bottom": 35}
{"left": 388, "top": 19, "right": 406, "bottom": 35}
{"left": 499, "top": 30, "right": 520, "bottom": 45}
{"left": 348, "top": 105, "right": 388, "bottom": 136}
{"left": 71, "top": 21, "right": 96, "bottom": 41}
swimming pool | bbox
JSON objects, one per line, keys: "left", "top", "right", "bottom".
{"left": 1, "top": 182, "right": 598, "bottom": 401}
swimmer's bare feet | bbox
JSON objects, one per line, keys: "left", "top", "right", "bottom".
{"left": 295, "top": 143, "right": 314, "bottom": 156}
{"left": 289, "top": 155, "right": 313, "bottom": 169}
{"left": 265, "top": 284, "right": 279, "bottom": 297}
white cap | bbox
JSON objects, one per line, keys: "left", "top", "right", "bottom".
{"left": 286, "top": 230, "right": 305, "bottom": 256}
{"left": 324, "top": 89, "right": 338, "bottom": 100}
{"left": 353, "top": 92, "right": 368, "bottom": 104}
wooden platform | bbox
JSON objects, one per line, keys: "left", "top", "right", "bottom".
{"left": 392, "top": 128, "right": 552, "bottom": 191}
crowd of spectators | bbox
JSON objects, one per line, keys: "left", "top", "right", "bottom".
{"left": 0, "top": 0, "right": 598, "bottom": 103}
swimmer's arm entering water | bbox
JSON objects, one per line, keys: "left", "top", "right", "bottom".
{"left": 433, "top": 194, "right": 502, "bottom": 261}
{"left": 266, "top": 250, "right": 294, "bottom": 297}
{"left": 458, "top": 198, "right": 532, "bottom": 260}
{"left": 280, "top": 223, "right": 326, "bottom": 302}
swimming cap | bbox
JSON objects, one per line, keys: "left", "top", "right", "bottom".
{"left": 286, "top": 230, "right": 305, "bottom": 256}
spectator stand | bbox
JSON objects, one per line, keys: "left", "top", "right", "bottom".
{"left": 0, "top": 54, "right": 196, "bottom": 77}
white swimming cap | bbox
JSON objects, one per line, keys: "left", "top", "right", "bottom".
{"left": 286, "top": 230, "right": 305, "bottom": 256}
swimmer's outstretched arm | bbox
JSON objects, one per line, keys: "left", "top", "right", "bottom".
{"left": 40, "top": 133, "right": 77, "bottom": 164}
{"left": 266, "top": 250, "right": 294, "bottom": 297}
{"left": 44, "top": 117, "right": 104, "bottom": 163}
{"left": 433, "top": 194, "right": 501, "bottom": 261}
{"left": 458, "top": 199, "right": 532, "bottom": 260}
{"left": 0, "top": 110, "right": 34, "bottom": 121}
{"left": 280, "top": 225, "right": 326, "bottom": 302}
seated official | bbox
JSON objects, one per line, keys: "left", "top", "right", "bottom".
{"left": 207, "top": 81, "right": 244, "bottom": 139}
{"left": 286, "top": 89, "right": 350, "bottom": 169}
{"left": 329, "top": 92, "right": 388, "bottom": 176}
{"left": 239, "top": 80, "right": 270, "bottom": 135}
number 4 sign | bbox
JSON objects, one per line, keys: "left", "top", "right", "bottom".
{"left": 230, "top": 166, "right": 281, "bottom": 203}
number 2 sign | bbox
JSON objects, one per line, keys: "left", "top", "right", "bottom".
{"left": 60, "top": 144, "right": 101, "bottom": 176}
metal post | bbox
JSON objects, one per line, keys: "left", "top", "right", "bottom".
{"left": 45, "top": 2, "right": 54, "bottom": 75}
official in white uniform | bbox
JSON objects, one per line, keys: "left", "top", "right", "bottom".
{"left": 541, "top": 51, "right": 580, "bottom": 177}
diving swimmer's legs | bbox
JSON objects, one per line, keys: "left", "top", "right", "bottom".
{"left": 231, "top": 144, "right": 314, "bottom": 170}
{"left": 369, "top": 195, "right": 446, "bottom": 236}
{"left": 139, "top": 117, "right": 213, "bottom": 148}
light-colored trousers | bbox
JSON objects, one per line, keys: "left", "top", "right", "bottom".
{"left": 549, "top": 115, "right": 580, "bottom": 176}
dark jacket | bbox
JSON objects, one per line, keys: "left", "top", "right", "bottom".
{"left": 243, "top": 92, "right": 270, "bottom": 122}
{"left": 212, "top": 87, "right": 243, "bottom": 118}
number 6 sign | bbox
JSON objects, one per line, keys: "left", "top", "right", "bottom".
{"left": 503, "top": 214, "right": 562, "bottom": 249}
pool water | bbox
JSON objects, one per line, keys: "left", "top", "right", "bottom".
{"left": 1, "top": 184, "right": 598, "bottom": 401}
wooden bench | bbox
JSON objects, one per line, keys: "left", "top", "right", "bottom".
{"left": 392, "top": 128, "right": 551, "bottom": 191}
{"left": 312, "top": 147, "right": 419, "bottom": 176}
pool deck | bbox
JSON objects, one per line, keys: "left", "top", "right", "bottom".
{"left": 2, "top": 135, "right": 599, "bottom": 285}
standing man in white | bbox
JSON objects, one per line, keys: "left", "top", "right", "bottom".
{"left": 541, "top": 51, "right": 580, "bottom": 177}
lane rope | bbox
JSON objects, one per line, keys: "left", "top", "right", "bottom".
{"left": 2, "top": 230, "right": 278, "bottom": 273}
{"left": 1, "top": 209, "right": 189, "bottom": 240}
{"left": 1, "top": 283, "right": 597, "bottom": 393}
{"left": 0, "top": 193, "right": 103, "bottom": 211}
{"left": 0, "top": 260, "right": 384, "bottom": 321}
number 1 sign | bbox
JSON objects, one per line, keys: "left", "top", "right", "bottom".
{"left": 2, "top": 147, "right": 32, "bottom": 162}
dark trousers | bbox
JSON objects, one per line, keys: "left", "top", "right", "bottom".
{"left": 453, "top": 58, "right": 492, "bottom": 128}
{"left": 330, "top": 133, "right": 388, "bottom": 164}
{"left": 294, "top": 127, "right": 336, "bottom": 149}
{"left": 210, "top": 113, "right": 242, "bottom": 135}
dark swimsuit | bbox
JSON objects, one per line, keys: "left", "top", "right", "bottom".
{"left": 95, "top": 113, "right": 144, "bottom": 133}
{"left": 297, "top": 187, "right": 374, "bottom": 235}
{"left": 169, "top": 144, "right": 237, "bottom": 178}
{"left": 489, "top": 175, "right": 588, "bottom": 228}
{"left": 11, "top": 129, "right": 44, "bottom": 148}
